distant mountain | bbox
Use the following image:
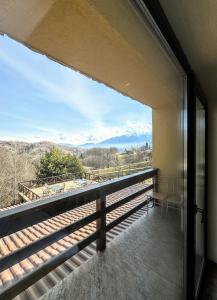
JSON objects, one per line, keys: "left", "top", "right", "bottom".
{"left": 79, "top": 142, "right": 96, "bottom": 148}
{"left": 0, "top": 133, "right": 152, "bottom": 155}
{"left": 79, "top": 133, "right": 152, "bottom": 149}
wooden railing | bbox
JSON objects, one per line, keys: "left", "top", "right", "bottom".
{"left": 92, "top": 160, "right": 152, "bottom": 176}
{"left": 97, "top": 167, "right": 152, "bottom": 180}
{"left": 19, "top": 172, "right": 104, "bottom": 188}
{"left": 18, "top": 172, "right": 104, "bottom": 200}
{"left": 18, "top": 183, "right": 40, "bottom": 201}
{"left": 0, "top": 168, "right": 158, "bottom": 299}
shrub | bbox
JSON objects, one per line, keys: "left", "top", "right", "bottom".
{"left": 37, "top": 148, "right": 84, "bottom": 178}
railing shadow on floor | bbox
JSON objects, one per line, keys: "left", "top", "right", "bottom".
{"left": 0, "top": 168, "right": 158, "bottom": 299}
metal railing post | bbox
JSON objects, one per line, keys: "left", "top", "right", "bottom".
{"left": 96, "top": 193, "right": 106, "bottom": 251}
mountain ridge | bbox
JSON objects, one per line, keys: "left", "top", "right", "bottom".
{"left": 79, "top": 133, "right": 152, "bottom": 149}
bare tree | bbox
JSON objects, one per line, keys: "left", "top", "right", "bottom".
{"left": 0, "top": 146, "right": 36, "bottom": 208}
{"left": 82, "top": 147, "right": 119, "bottom": 169}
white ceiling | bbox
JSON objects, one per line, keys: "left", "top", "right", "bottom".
{"left": 160, "top": 0, "right": 217, "bottom": 106}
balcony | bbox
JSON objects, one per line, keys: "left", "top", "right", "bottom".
{"left": 1, "top": 168, "right": 180, "bottom": 299}
{"left": 17, "top": 162, "right": 152, "bottom": 202}
{"left": 17, "top": 172, "right": 104, "bottom": 202}
{"left": 42, "top": 206, "right": 183, "bottom": 300}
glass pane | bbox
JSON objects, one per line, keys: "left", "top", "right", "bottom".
{"left": 0, "top": 1, "right": 187, "bottom": 299}
{"left": 195, "top": 97, "right": 206, "bottom": 295}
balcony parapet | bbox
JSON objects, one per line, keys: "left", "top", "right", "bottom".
{"left": 0, "top": 168, "right": 158, "bottom": 299}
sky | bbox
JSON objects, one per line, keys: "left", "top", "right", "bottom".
{"left": 0, "top": 35, "right": 152, "bottom": 145}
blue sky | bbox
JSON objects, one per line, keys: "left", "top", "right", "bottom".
{"left": 0, "top": 35, "right": 152, "bottom": 145}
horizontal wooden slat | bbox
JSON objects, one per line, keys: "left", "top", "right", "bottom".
{"left": 106, "top": 198, "right": 149, "bottom": 232}
{"left": 0, "top": 184, "right": 153, "bottom": 272}
{"left": 106, "top": 184, "right": 153, "bottom": 214}
{"left": 0, "top": 168, "right": 158, "bottom": 300}
{"left": 0, "top": 231, "right": 99, "bottom": 300}
{"left": 0, "top": 168, "right": 157, "bottom": 237}
{"left": 0, "top": 211, "right": 100, "bottom": 273}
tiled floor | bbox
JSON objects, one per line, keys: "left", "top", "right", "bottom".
{"left": 41, "top": 207, "right": 184, "bottom": 300}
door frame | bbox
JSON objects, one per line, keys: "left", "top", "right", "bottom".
{"left": 137, "top": 1, "right": 208, "bottom": 298}
{"left": 193, "top": 84, "right": 208, "bottom": 299}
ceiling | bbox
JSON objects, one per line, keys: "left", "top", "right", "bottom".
{"left": 0, "top": 0, "right": 183, "bottom": 110}
{"left": 0, "top": 1, "right": 216, "bottom": 109}
{"left": 2, "top": 1, "right": 214, "bottom": 108}
{"left": 159, "top": 0, "right": 217, "bottom": 107}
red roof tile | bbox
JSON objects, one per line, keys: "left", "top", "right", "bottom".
{"left": 0, "top": 182, "right": 151, "bottom": 299}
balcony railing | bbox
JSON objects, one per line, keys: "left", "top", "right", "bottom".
{"left": 18, "top": 167, "right": 152, "bottom": 201}
{"left": 18, "top": 172, "right": 104, "bottom": 201}
{"left": 0, "top": 168, "right": 158, "bottom": 299}
{"left": 18, "top": 183, "right": 40, "bottom": 201}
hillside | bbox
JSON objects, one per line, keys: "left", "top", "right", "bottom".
{"left": 0, "top": 141, "right": 81, "bottom": 208}
{"left": 0, "top": 140, "right": 80, "bottom": 164}
{"left": 0, "top": 139, "right": 152, "bottom": 208}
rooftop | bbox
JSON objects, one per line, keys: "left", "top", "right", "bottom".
{"left": 42, "top": 208, "right": 183, "bottom": 300}
{"left": 0, "top": 177, "right": 153, "bottom": 299}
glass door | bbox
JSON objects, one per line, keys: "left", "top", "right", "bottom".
{"left": 194, "top": 97, "right": 206, "bottom": 298}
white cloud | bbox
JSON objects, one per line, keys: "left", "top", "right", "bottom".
{"left": 44, "top": 120, "right": 151, "bottom": 145}
{"left": 0, "top": 37, "right": 152, "bottom": 145}
{"left": 0, "top": 45, "right": 110, "bottom": 121}
{"left": 0, "top": 119, "right": 152, "bottom": 145}
{"left": 125, "top": 120, "right": 152, "bottom": 135}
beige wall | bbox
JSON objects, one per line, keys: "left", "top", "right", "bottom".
{"left": 152, "top": 106, "right": 183, "bottom": 195}
{"left": 207, "top": 102, "right": 217, "bottom": 262}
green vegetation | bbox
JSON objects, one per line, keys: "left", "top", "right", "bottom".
{"left": 81, "top": 147, "right": 119, "bottom": 169}
{"left": 80, "top": 145, "right": 152, "bottom": 169}
{"left": 92, "top": 160, "right": 151, "bottom": 173}
{"left": 0, "top": 141, "right": 152, "bottom": 208}
{"left": 37, "top": 148, "right": 84, "bottom": 178}
{"left": 92, "top": 161, "right": 151, "bottom": 180}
